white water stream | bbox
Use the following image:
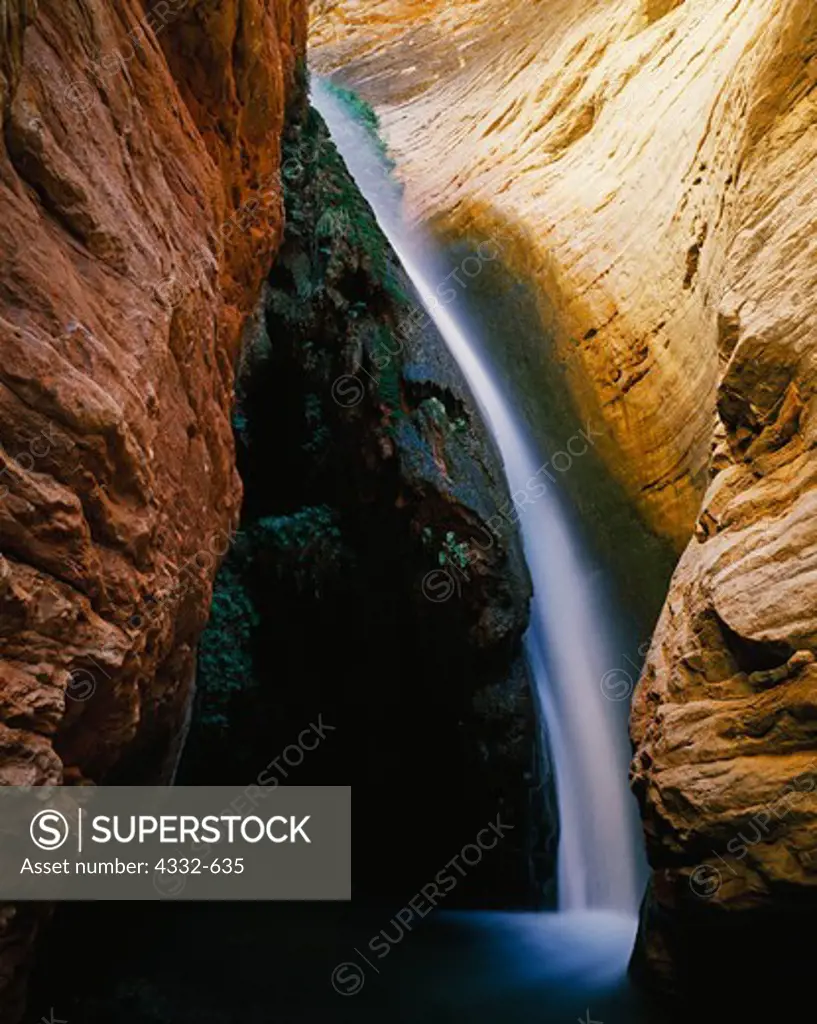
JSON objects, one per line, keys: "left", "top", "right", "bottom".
{"left": 313, "top": 78, "right": 642, "bottom": 915}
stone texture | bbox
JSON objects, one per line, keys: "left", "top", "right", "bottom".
{"left": 0, "top": 0, "right": 305, "bottom": 1016}
{"left": 311, "top": 0, "right": 817, "bottom": 995}
{"left": 311, "top": 0, "right": 817, "bottom": 548}
{"left": 1, "top": 0, "right": 306, "bottom": 783}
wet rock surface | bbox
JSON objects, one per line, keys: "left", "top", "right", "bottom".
{"left": 179, "top": 100, "right": 555, "bottom": 910}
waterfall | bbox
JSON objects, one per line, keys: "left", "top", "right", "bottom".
{"left": 312, "top": 78, "right": 642, "bottom": 915}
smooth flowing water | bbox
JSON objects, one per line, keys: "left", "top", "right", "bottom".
{"left": 312, "top": 79, "right": 643, "bottom": 917}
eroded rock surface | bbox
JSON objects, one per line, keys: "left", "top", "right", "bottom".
{"left": 311, "top": 0, "right": 817, "bottom": 547}
{"left": 0, "top": 0, "right": 305, "bottom": 1015}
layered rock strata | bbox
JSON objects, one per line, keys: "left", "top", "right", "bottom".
{"left": 0, "top": 0, "right": 305, "bottom": 1015}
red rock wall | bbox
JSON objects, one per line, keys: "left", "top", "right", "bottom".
{"left": 0, "top": 0, "right": 304, "bottom": 1009}
{"left": 0, "top": 0, "right": 303, "bottom": 786}
{"left": 0, "top": 0, "right": 305, "bottom": 781}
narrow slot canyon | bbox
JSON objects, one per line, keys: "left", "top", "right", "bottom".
{"left": 0, "top": 1, "right": 815, "bottom": 1022}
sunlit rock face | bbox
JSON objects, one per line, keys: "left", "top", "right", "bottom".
{"left": 0, "top": 0, "right": 304, "bottom": 1012}
{"left": 311, "top": 0, "right": 816, "bottom": 547}
{"left": 313, "top": 0, "right": 817, "bottom": 996}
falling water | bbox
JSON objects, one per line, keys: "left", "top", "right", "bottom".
{"left": 312, "top": 79, "right": 642, "bottom": 915}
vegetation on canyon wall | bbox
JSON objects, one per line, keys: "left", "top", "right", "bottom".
{"left": 181, "top": 94, "right": 556, "bottom": 907}
{"left": 323, "top": 80, "right": 397, "bottom": 172}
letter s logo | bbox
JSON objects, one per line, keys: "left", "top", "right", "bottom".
{"left": 30, "top": 810, "right": 70, "bottom": 850}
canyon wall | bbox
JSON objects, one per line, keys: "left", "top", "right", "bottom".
{"left": 312, "top": 0, "right": 814, "bottom": 548}
{"left": 311, "top": 0, "right": 817, "bottom": 996}
{"left": 0, "top": 0, "right": 305, "bottom": 1013}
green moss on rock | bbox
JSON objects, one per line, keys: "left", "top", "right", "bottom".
{"left": 196, "top": 552, "right": 259, "bottom": 731}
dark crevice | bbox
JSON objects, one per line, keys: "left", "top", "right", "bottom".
{"left": 402, "top": 377, "right": 470, "bottom": 422}
{"left": 716, "top": 613, "right": 792, "bottom": 674}
{"left": 683, "top": 243, "right": 701, "bottom": 289}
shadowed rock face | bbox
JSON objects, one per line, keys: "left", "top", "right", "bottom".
{"left": 311, "top": 0, "right": 817, "bottom": 998}
{"left": 180, "top": 100, "right": 555, "bottom": 911}
{"left": 0, "top": 0, "right": 305, "bottom": 1014}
